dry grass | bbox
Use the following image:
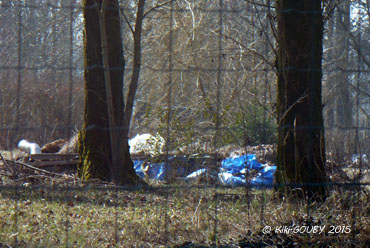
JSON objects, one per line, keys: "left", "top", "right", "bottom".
{"left": 58, "top": 134, "right": 79, "bottom": 154}
{"left": 0, "top": 184, "right": 369, "bottom": 247}
{"left": 0, "top": 148, "right": 369, "bottom": 247}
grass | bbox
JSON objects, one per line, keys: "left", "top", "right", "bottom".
{"left": 0, "top": 184, "right": 369, "bottom": 247}
{"left": 0, "top": 149, "right": 369, "bottom": 247}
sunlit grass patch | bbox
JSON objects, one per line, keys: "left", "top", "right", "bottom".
{"left": 0, "top": 185, "right": 369, "bottom": 247}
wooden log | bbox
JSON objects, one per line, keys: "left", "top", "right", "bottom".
{"left": 30, "top": 153, "right": 78, "bottom": 161}
{"left": 28, "top": 160, "right": 78, "bottom": 167}
{"left": 28, "top": 153, "right": 79, "bottom": 168}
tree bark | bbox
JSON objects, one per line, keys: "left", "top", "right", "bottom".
{"left": 334, "top": 0, "right": 352, "bottom": 129}
{"left": 275, "top": 0, "right": 327, "bottom": 200}
{"left": 123, "top": 0, "right": 146, "bottom": 138}
{"left": 79, "top": 0, "right": 144, "bottom": 185}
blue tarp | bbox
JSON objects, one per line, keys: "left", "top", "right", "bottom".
{"left": 134, "top": 160, "right": 166, "bottom": 180}
{"left": 133, "top": 160, "right": 145, "bottom": 178}
{"left": 249, "top": 165, "right": 277, "bottom": 187}
{"left": 134, "top": 155, "right": 197, "bottom": 181}
{"left": 219, "top": 154, "right": 276, "bottom": 187}
{"left": 133, "top": 154, "right": 276, "bottom": 187}
{"left": 221, "top": 154, "right": 262, "bottom": 173}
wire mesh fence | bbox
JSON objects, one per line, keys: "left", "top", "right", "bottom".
{"left": 0, "top": 182, "right": 369, "bottom": 247}
{"left": 0, "top": 0, "right": 369, "bottom": 247}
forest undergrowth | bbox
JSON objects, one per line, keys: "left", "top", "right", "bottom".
{"left": 0, "top": 148, "right": 369, "bottom": 247}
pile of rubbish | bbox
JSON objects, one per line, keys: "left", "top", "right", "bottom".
{"left": 133, "top": 153, "right": 276, "bottom": 187}
{"left": 130, "top": 133, "right": 276, "bottom": 186}
{"left": 17, "top": 135, "right": 277, "bottom": 187}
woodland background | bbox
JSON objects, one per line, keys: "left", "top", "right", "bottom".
{"left": 0, "top": 0, "right": 369, "bottom": 159}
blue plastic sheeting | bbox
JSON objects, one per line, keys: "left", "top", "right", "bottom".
{"left": 219, "top": 154, "right": 276, "bottom": 187}
{"left": 133, "top": 154, "right": 276, "bottom": 187}
{"left": 221, "top": 154, "right": 262, "bottom": 173}
{"left": 134, "top": 160, "right": 166, "bottom": 180}
{"left": 250, "top": 165, "right": 277, "bottom": 188}
{"left": 133, "top": 160, "right": 145, "bottom": 178}
{"left": 167, "top": 155, "right": 196, "bottom": 177}
{"left": 259, "top": 165, "right": 276, "bottom": 178}
{"left": 148, "top": 163, "right": 166, "bottom": 180}
{"left": 218, "top": 172, "right": 246, "bottom": 187}
{"left": 133, "top": 155, "right": 198, "bottom": 181}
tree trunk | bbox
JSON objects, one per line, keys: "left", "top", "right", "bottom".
{"left": 335, "top": 0, "right": 352, "bottom": 129}
{"left": 123, "top": 0, "right": 146, "bottom": 138}
{"left": 79, "top": 0, "right": 143, "bottom": 185}
{"left": 275, "top": 0, "right": 327, "bottom": 200}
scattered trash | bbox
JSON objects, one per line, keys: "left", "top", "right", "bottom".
{"left": 132, "top": 153, "right": 276, "bottom": 187}
{"left": 186, "top": 168, "right": 207, "bottom": 180}
{"left": 133, "top": 159, "right": 166, "bottom": 180}
{"left": 145, "top": 162, "right": 166, "bottom": 181}
{"left": 133, "top": 160, "right": 145, "bottom": 178}
{"left": 352, "top": 154, "right": 368, "bottom": 164}
{"left": 218, "top": 172, "right": 246, "bottom": 186}
{"left": 218, "top": 154, "right": 276, "bottom": 187}
{"left": 134, "top": 155, "right": 199, "bottom": 181}
{"left": 129, "top": 133, "right": 165, "bottom": 156}
{"left": 221, "top": 154, "right": 262, "bottom": 172}
{"left": 249, "top": 165, "right": 277, "bottom": 187}
{"left": 18, "top": 139, "right": 41, "bottom": 154}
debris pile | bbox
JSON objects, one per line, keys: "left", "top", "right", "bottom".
{"left": 133, "top": 153, "right": 277, "bottom": 187}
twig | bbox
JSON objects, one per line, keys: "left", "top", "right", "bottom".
{"left": 191, "top": 196, "right": 203, "bottom": 225}
{"left": 0, "top": 153, "right": 8, "bottom": 165}
{"left": 143, "top": 0, "right": 172, "bottom": 19}
{"left": 278, "top": 92, "right": 308, "bottom": 125}
{"left": 119, "top": 7, "right": 134, "bottom": 34}
{"left": 5, "top": 159, "right": 72, "bottom": 178}
{"left": 0, "top": 153, "right": 17, "bottom": 176}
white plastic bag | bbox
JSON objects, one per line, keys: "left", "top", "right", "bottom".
{"left": 18, "top": 139, "right": 41, "bottom": 154}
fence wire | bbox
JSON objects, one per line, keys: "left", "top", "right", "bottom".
{"left": 0, "top": 0, "right": 369, "bottom": 247}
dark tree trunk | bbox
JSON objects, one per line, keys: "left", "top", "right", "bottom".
{"left": 79, "top": 0, "right": 143, "bottom": 185}
{"left": 275, "top": 0, "right": 327, "bottom": 200}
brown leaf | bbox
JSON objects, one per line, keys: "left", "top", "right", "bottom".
{"left": 67, "top": 201, "right": 74, "bottom": 207}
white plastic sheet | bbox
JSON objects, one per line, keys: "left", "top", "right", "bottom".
{"left": 18, "top": 139, "right": 41, "bottom": 154}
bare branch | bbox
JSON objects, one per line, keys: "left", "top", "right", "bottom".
{"left": 119, "top": 7, "right": 134, "bottom": 34}
{"left": 224, "top": 34, "right": 275, "bottom": 68}
{"left": 278, "top": 93, "right": 309, "bottom": 125}
{"left": 245, "top": 0, "right": 275, "bottom": 9}
{"left": 7, "top": 159, "right": 72, "bottom": 177}
{"left": 143, "top": 0, "right": 172, "bottom": 19}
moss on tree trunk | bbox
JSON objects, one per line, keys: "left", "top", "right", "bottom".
{"left": 78, "top": 0, "right": 144, "bottom": 185}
